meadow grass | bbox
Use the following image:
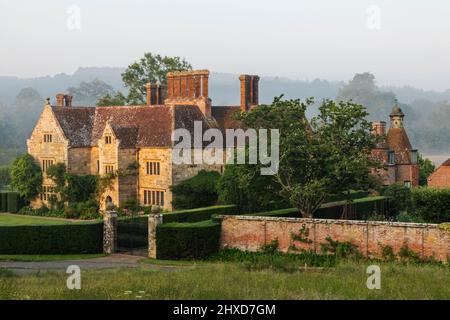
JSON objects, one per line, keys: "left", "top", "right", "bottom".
{"left": 0, "top": 213, "right": 92, "bottom": 226}
{"left": 1, "top": 260, "right": 449, "bottom": 300}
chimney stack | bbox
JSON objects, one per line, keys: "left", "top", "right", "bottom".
{"left": 56, "top": 94, "right": 65, "bottom": 107}
{"left": 165, "top": 70, "right": 212, "bottom": 118}
{"left": 55, "top": 94, "right": 73, "bottom": 107}
{"left": 240, "top": 75, "right": 260, "bottom": 112}
{"left": 372, "top": 121, "right": 386, "bottom": 136}
{"left": 146, "top": 83, "right": 166, "bottom": 106}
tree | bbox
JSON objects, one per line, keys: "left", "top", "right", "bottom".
{"left": 418, "top": 154, "right": 435, "bottom": 186}
{"left": 217, "top": 164, "right": 286, "bottom": 213}
{"left": 0, "top": 166, "right": 11, "bottom": 188}
{"left": 96, "top": 91, "right": 128, "bottom": 106}
{"left": 171, "top": 170, "right": 220, "bottom": 209}
{"left": 234, "top": 97, "right": 380, "bottom": 218}
{"left": 121, "top": 52, "right": 192, "bottom": 104}
{"left": 10, "top": 154, "right": 42, "bottom": 201}
{"left": 67, "top": 79, "right": 115, "bottom": 106}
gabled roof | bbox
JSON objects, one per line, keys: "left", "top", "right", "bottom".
{"left": 51, "top": 104, "right": 215, "bottom": 148}
{"left": 211, "top": 106, "right": 242, "bottom": 131}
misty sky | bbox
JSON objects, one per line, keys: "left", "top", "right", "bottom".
{"left": 1, "top": 0, "right": 450, "bottom": 91}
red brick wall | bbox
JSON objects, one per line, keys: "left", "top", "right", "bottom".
{"left": 219, "top": 215, "right": 450, "bottom": 262}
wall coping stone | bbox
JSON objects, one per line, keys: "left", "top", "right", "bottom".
{"left": 216, "top": 214, "right": 439, "bottom": 229}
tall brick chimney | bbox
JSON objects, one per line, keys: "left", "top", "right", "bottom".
{"left": 55, "top": 94, "right": 73, "bottom": 107}
{"left": 165, "top": 70, "right": 212, "bottom": 118}
{"left": 146, "top": 83, "right": 166, "bottom": 106}
{"left": 64, "top": 94, "right": 73, "bottom": 107}
{"left": 56, "top": 94, "right": 65, "bottom": 107}
{"left": 372, "top": 121, "right": 386, "bottom": 136}
{"left": 240, "top": 75, "right": 260, "bottom": 112}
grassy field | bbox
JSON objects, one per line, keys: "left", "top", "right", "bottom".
{"left": 0, "top": 213, "right": 93, "bottom": 226}
{"left": 0, "top": 254, "right": 106, "bottom": 262}
{"left": 1, "top": 260, "right": 450, "bottom": 299}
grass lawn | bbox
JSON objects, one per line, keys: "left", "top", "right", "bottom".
{"left": 0, "top": 254, "right": 106, "bottom": 262}
{"left": 0, "top": 213, "right": 95, "bottom": 226}
{"left": 1, "top": 261, "right": 450, "bottom": 299}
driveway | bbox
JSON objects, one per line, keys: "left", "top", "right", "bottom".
{"left": 0, "top": 254, "right": 190, "bottom": 274}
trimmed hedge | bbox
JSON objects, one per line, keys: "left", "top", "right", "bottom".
{"left": 163, "top": 205, "right": 237, "bottom": 223}
{"left": 0, "top": 222, "right": 103, "bottom": 254}
{"left": 245, "top": 196, "right": 389, "bottom": 220}
{"left": 156, "top": 220, "right": 221, "bottom": 259}
{"left": 0, "top": 191, "right": 26, "bottom": 213}
{"left": 0, "top": 192, "right": 7, "bottom": 212}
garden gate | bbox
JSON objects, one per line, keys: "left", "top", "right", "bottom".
{"left": 117, "top": 216, "right": 148, "bottom": 256}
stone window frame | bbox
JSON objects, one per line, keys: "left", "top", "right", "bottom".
{"left": 404, "top": 181, "right": 412, "bottom": 189}
{"left": 41, "top": 158, "right": 54, "bottom": 172}
{"left": 43, "top": 133, "right": 53, "bottom": 143}
{"left": 104, "top": 164, "right": 114, "bottom": 174}
{"left": 40, "top": 185, "right": 55, "bottom": 201}
{"left": 388, "top": 151, "right": 395, "bottom": 165}
{"left": 146, "top": 161, "right": 161, "bottom": 175}
{"left": 105, "top": 135, "right": 112, "bottom": 144}
{"left": 143, "top": 189, "right": 165, "bottom": 206}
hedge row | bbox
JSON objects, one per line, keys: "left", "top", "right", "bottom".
{"left": 156, "top": 220, "right": 221, "bottom": 259}
{"left": 0, "top": 222, "right": 103, "bottom": 254}
{"left": 163, "top": 205, "right": 237, "bottom": 223}
{"left": 245, "top": 196, "right": 389, "bottom": 220}
{"left": 411, "top": 187, "right": 450, "bottom": 223}
{"left": 0, "top": 191, "right": 26, "bottom": 213}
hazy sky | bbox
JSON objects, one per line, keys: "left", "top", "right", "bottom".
{"left": 1, "top": 0, "right": 450, "bottom": 90}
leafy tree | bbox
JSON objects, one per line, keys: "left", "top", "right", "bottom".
{"left": 418, "top": 154, "right": 435, "bottom": 186}
{"left": 67, "top": 79, "right": 115, "bottom": 106}
{"left": 10, "top": 154, "right": 42, "bottom": 201}
{"left": 382, "top": 183, "right": 413, "bottom": 216}
{"left": 171, "top": 170, "right": 220, "bottom": 209}
{"left": 234, "top": 96, "right": 380, "bottom": 218}
{"left": 96, "top": 91, "right": 128, "bottom": 106}
{"left": 121, "top": 52, "right": 192, "bottom": 104}
{"left": 217, "top": 164, "right": 287, "bottom": 213}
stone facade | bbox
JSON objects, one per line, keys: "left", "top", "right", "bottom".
{"left": 27, "top": 70, "right": 253, "bottom": 212}
{"left": 219, "top": 215, "right": 450, "bottom": 262}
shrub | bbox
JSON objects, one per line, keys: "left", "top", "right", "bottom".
{"left": 10, "top": 154, "right": 42, "bottom": 201}
{"left": 156, "top": 220, "right": 221, "bottom": 259}
{"left": 171, "top": 170, "right": 221, "bottom": 209}
{"left": 381, "top": 183, "right": 413, "bottom": 216}
{"left": 412, "top": 187, "right": 450, "bottom": 223}
{"left": 396, "top": 211, "right": 425, "bottom": 223}
{"left": 163, "top": 205, "right": 237, "bottom": 223}
{"left": 0, "top": 222, "right": 103, "bottom": 254}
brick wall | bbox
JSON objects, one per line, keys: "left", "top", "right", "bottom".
{"left": 218, "top": 215, "right": 450, "bottom": 262}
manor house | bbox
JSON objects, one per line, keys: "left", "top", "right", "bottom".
{"left": 27, "top": 70, "right": 260, "bottom": 211}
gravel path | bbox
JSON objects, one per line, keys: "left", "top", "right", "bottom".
{"left": 0, "top": 254, "right": 189, "bottom": 274}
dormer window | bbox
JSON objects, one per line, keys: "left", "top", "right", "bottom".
{"left": 43, "top": 134, "right": 52, "bottom": 143}
{"left": 105, "top": 136, "right": 112, "bottom": 144}
{"left": 388, "top": 151, "right": 395, "bottom": 165}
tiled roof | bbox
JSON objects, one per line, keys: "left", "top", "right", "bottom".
{"left": 387, "top": 127, "right": 412, "bottom": 151}
{"left": 441, "top": 158, "right": 450, "bottom": 167}
{"left": 51, "top": 105, "right": 215, "bottom": 148}
{"left": 211, "top": 106, "right": 242, "bottom": 131}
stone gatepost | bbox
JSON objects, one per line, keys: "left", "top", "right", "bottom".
{"left": 148, "top": 214, "right": 163, "bottom": 258}
{"left": 103, "top": 210, "right": 118, "bottom": 254}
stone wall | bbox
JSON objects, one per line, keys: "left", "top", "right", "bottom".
{"left": 27, "top": 105, "right": 69, "bottom": 208}
{"left": 218, "top": 215, "right": 450, "bottom": 262}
